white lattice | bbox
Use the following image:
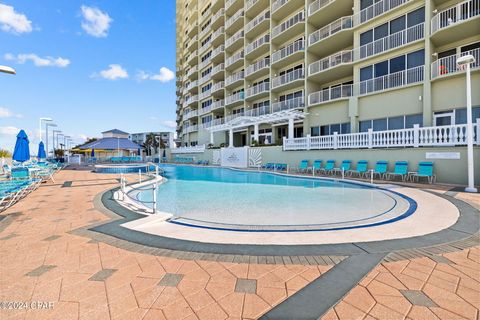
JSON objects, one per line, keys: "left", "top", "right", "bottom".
{"left": 212, "top": 150, "right": 221, "bottom": 165}
{"left": 248, "top": 148, "right": 262, "bottom": 167}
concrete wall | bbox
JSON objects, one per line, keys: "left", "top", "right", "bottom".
{"left": 166, "top": 146, "right": 480, "bottom": 186}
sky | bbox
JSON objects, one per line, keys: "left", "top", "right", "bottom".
{"left": 0, "top": 0, "right": 177, "bottom": 154}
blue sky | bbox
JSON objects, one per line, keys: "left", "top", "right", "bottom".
{"left": 0, "top": 0, "right": 176, "bottom": 153}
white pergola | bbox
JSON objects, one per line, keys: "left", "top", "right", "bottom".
{"left": 207, "top": 109, "right": 307, "bottom": 146}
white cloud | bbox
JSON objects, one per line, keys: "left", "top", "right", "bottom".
{"left": 91, "top": 64, "right": 128, "bottom": 80}
{"left": 136, "top": 67, "right": 175, "bottom": 83}
{"left": 78, "top": 134, "right": 88, "bottom": 141}
{"left": 0, "top": 107, "right": 22, "bottom": 118}
{"left": 4, "top": 53, "right": 70, "bottom": 68}
{"left": 0, "top": 4, "right": 32, "bottom": 34}
{"left": 80, "top": 5, "right": 112, "bottom": 38}
{"left": 0, "top": 126, "right": 19, "bottom": 135}
{"left": 161, "top": 120, "right": 177, "bottom": 129}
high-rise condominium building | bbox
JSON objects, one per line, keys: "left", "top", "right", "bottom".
{"left": 176, "top": 0, "right": 480, "bottom": 147}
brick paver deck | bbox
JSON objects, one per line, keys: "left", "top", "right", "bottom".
{"left": 0, "top": 169, "right": 478, "bottom": 320}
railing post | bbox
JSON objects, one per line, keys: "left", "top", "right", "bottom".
{"left": 368, "top": 128, "right": 373, "bottom": 149}
{"left": 413, "top": 124, "right": 420, "bottom": 147}
{"left": 282, "top": 136, "right": 286, "bottom": 151}
{"left": 152, "top": 181, "right": 157, "bottom": 214}
{"left": 139, "top": 169, "right": 142, "bottom": 183}
{"left": 306, "top": 134, "right": 311, "bottom": 150}
{"left": 333, "top": 132, "right": 338, "bottom": 149}
{"left": 476, "top": 118, "right": 480, "bottom": 146}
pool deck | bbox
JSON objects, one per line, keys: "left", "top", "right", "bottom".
{"left": 0, "top": 168, "right": 478, "bottom": 320}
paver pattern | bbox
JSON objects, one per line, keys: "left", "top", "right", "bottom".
{"left": 0, "top": 170, "right": 332, "bottom": 320}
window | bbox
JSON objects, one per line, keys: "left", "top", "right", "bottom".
{"left": 407, "top": 7, "right": 425, "bottom": 27}
{"left": 294, "top": 127, "right": 303, "bottom": 138}
{"left": 374, "top": 61, "right": 388, "bottom": 77}
{"left": 361, "top": 114, "right": 424, "bottom": 132}
{"left": 373, "top": 118, "right": 387, "bottom": 131}
{"left": 374, "top": 23, "right": 388, "bottom": 40}
{"left": 455, "top": 107, "right": 480, "bottom": 124}
{"left": 390, "top": 55, "right": 406, "bottom": 73}
{"left": 390, "top": 16, "right": 406, "bottom": 34}
{"left": 360, "top": 30, "right": 373, "bottom": 46}
{"left": 311, "top": 126, "right": 320, "bottom": 137}
{"left": 201, "top": 99, "right": 212, "bottom": 108}
{"left": 407, "top": 50, "right": 425, "bottom": 68}
{"left": 388, "top": 116, "right": 404, "bottom": 130}
{"left": 405, "top": 114, "right": 423, "bottom": 128}
{"left": 202, "top": 115, "right": 212, "bottom": 124}
{"left": 461, "top": 42, "right": 480, "bottom": 53}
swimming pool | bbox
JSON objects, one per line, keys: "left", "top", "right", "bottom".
{"left": 134, "top": 165, "right": 416, "bottom": 232}
{"left": 95, "top": 163, "right": 155, "bottom": 174}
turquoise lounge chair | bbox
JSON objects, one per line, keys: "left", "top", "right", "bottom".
{"left": 319, "top": 160, "right": 335, "bottom": 175}
{"left": 333, "top": 160, "right": 352, "bottom": 175}
{"left": 387, "top": 161, "right": 409, "bottom": 181}
{"left": 296, "top": 160, "right": 309, "bottom": 173}
{"left": 310, "top": 160, "right": 322, "bottom": 173}
{"left": 373, "top": 160, "right": 388, "bottom": 179}
{"left": 348, "top": 160, "right": 368, "bottom": 177}
{"left": 10, "top": 167, "right": 30, "bottom": 180}
{"left": 411, "top": 162, "right": 436, "bottom": 184}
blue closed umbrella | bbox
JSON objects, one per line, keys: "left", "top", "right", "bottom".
{"left": 91, "top": 148, "right": 95, "bottom": 157}
{"left": 12, "top": 130, "right": 30, "bottom": 162}
{"left": 37, "top": 141, "right": 46, "bottom": 159}
{"left": 138, "top": 148, "right": 141, "bottom": 156}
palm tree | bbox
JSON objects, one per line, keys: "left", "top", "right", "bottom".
{"left": 143, "top": 133, "right": 160, "bottom": 156}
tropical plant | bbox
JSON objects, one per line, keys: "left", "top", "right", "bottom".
{"left": 54, "top": 149, "right": 65, "bottom": 157}
{"left": 143, "top": 133, "right": 160, "bottom": 156}
{"left": 0, "top": 149, "right": 12, "bottom": 158}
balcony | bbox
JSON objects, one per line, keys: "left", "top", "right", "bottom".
{"left": 185, "top": 124, "right": 199, "bottom": 133}
{"left": 225, "top": 111, "right": 245, "bottom": 122}
{"left": 199, "top": 25, "right": 211, "bottom": 40}
{"left": 308, "top": 0, "right": 352, "bottom": 27}
{"left": 187, "top": 24, "right": 198, "bottom": 37}
{"left": 187, "top": 65, "right": 198, "bottom": 79}
{"left": 244, "top": 105, "right": 272, "bottom": 117}
{"left": 271, "top": 96, "right": 305, "bottom": 113}
{"left": 225, "top": 91, "right": 245, "bottom": 106}
{"left": 211, "top": 27, "right": 225, "bottom": 47}
{"left": 198, "top": 56, "right": 212, "bottom": 70}
{"left": 212, "top": 0, "right": 224, "bottom": 12}
{"left": 187, "top": 35, "right": 198, "bottom": 51}
{"left": 198, "top": 39, "right": 211, "bottom": 54}
{"left": 225, "top": 70, "right": 245, "bottom": 88}
{"left": 246, "top": 81, "right": 270, "bottom": 100}
{"left": 245, "top": 9, "right": 270, "bottom": 39}
{"left": 225, "top": 30, "right": 244, "bottom": 52}
{"left": 308, "top": 84, "right": 353, "bottom": 106}
{"left": 245, "top": 57, "right": 270, "bottom": 79}
{"left": 199, "top": 89, "right": 212, "bottom": 100}
{"left": 211, "top": 9, "right": 225, "bottom": 29}
{"left": 212, "top": 99, "right": 225, "bottom": 111}
{"left": 272, "top": 68, "right": 305, "bottom": 91}
{"left": 225, "top": 50, "right": 244, "bottom": 70}
{"left": 308, "top": 50, "right": 353, "bottom": 83}
{"left": 211, "top": 81, "right": 225, "bottom": 94}
{"left": 245, "top": 34, "right": 270, "bottom": 59}
{"left": 199, "top": 104, "right": 212, "bottom": 116}
{"left": 186, "top": 95, "right": 199, "bottom": 107}
{"left": 431, "top": 0, "right": 480, "bottom": 46}
{"left": 226, "top": 0, "right": 243, "bottom": 15}
{"left": 358, "top": 23, "right": 424, "bottom": 61}
{"left": 431, "top": 47, "right": 480, "bottom": 79}
{"left": 211, "top": 63, "right": 225, "bottom": 80}
{"left": 308, "top": 16, "right": 353, "bottom": 56}
{"left": 225, "top": 10, "right": 244, "bottom": 33}
{"left": 358, "top": 65, "right": 424, "bottom": 95}
{"left": 271, "top": 11, "right": 305, "bottom": 44}
{"left": 211, "top": 45, "right": 225, "bottom": 63}
{"left": 184, "top": 109, "right": 199, "bottom": 120}
{"left": 271, "top": 40, "right": 304, "bottom": 68}
{"left": 198, "top": 74, "right": 211, "bottom": 86}
{"left": 355, "top": 0, "right": 411, "bottom": 26}
{"left": 186, "top": 80, "right": 199, "bottom": 92}
{"left": 187, "top": 50, "right": 198, "bottom": 65}
{"left": 246, "top": 0, "right": 269, "bottom": 18}
{"left": 272, "top": 0, "right": 305, "bottom": 20}
{"left": 200, "top": 117, "right": 225, "bottom": 129}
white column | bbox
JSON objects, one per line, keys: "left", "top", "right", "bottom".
{"left": 288, "top": 118, "right": 294, "bottom": 139}
{"left": 253, "top": 123, "right": 259, "bottom": 142}
{"left": 229, "top": 128, "right": 234, "bottom": 147}
{"left": 210, "top": 131, "right": 214, "bottom": 144}
{"left": 465, "top": 63, "right": 477, "bottom": 192}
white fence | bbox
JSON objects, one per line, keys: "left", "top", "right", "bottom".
{"left": 431, "top": 0, "right": 480, "bottom": 34}
{"left": 171, "top": 144, "right": 206, "bottom": 154}
{"left": 283, "top": 120, "right": 480, "bottom": 151}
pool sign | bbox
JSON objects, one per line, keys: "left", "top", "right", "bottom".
{"left": 221, "top": 147, "right": 249, "bottom": 168}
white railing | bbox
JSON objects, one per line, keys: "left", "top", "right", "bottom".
{"left": 171, "top": 144, "right": 206, "bottom": 154}
{"left": 431, "top": 0, "right": 480, "bottom": 34}
{"left": 185, "top": 124, "right": 199, "bottom": 133}
{"left": 272, "top": 0, "right": 288, "bottom": 13}
{"left": 188, "top": 50, "right": 198, "bottom": 63}
{"left": 212, "top": 81, "right": 224, "bottom": 92}
{"left": 245, "top": 105, "right": 271, "bottom": 117}
{"left": 184, "top": 109, "right": 198, "bottom": 119}
{"left": 200, "top": 118, "right": 225, "bottom": 128}
{"left": 272, "top": 96, "right": 304, "bottom": 113}
{"left": 226, "top": 70, "right": 244, "bottom": 86}
{"left": 309, "top": 16, "right": 353, "bottom": 46}
{"left": 186, "top": 80, "right": 198, "bottom": 91}
{"left": 186, "top": 95, "right": 199, "bottom": 105}
{"left": 355, "top": 0, "right": 410, "bottom": 25}
{"left": 284, "top": 120, "right": 480, "bottom": 151}
{"left": 225, "top": 30, "right": 244, "bottom": 49}
{"left": 359, "top": 23, "right": 424, "bottom": 60}
{"left": 272, "top": 68, "right": 305, "bottom": 89}
{"left": 212, "top": 27, "right": 225, "bottom": 41}
{"left": 308, "top": 50, "right": 353, "bottom": 75}
{"left": 272, "top": 11, "right": 305, "bottom": 39}
{"left": 246, "top": 34, "right": 270, "bottom": 55}
{"left": 246, "top": 57, "right": 270, "bottom": 76}
{"left": 309, "top": 0, "right": 335, "bottom": 16}
{"left": 226, "top": 0, "right": 240, "bottom": 11}
{"left": 272, "top": 40, "right": 304, "bottom": 64}
{"left": 212, "top": 9, "right": 225, "bottom": 24}
{"left": 198, "top": 74, "right": 211, "bottom": 85}
{"left": 246, "top": 9, "right": 270, "bottom": 33}
{"left": 358, "top": 65, "right": 424, "bottom": 95}
{"left": 308, "top": 84, "right": 353, "bottom": 105}
{"left": 226, "top": 10, "right": 244, "bottom": 29}
{"left": 225, "top": 112, "right": 245, "bottom": 122}
{"left": 225, "top": 91, "right": 245, "bottom": 105}
{"left": 199, "top": 89, "right": 211, "bottom": 100}
{"left": 211, "top": 63, "right": 225, "bottom": 76}
{"left": 431, "top": 48, "right": 480, "bottom": 79}
{"left": 199, "top": 56, "right": 212, "bottom": 69}
{"left": 199, "top": 39, "right": 212, "bottom": 54}
{"left": 187, "top": 35, "right": 198, "bottom": 50}
{"left": 246, "top": 82, "right": 270, "bottom": 97}
{"left": 199, "top": 105, "right": 212, "bottom": 115}
{"left": 211, "top": 45, "right": 225, "bottom": 59}
{"left": 187, "top": 66, "right": 198, "bottom": 77}
{"left": 212, "top": 99, "right": 225, "bottom": 110}
{"left": 225, "top": 50, "right": 244, "bottom": 67}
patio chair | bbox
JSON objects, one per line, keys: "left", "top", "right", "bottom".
{"left": 347, "top": 160, "right": 369, "bottom": 177}
{"left": 372, "top": 160, "right": 389, "bottom": 179}
{"left": 10, "top": 167, "right": 30, "bottom": 180}
{"left": 310, "top": 160, "right": 322, "bottom": 173}
{"left": 275, "top": 163, "right": 287, "bottom": 171}
{"left": 333, "top": 160, "right": 352, "bottom": 175}
{"left": 319, "top": 160, "right": 335, "bottom": 175}
{"left": 261, "top": 163, "right": 274, "bottom": 170}
{"left": 386, "top": 161, "right": 409, "bottom": 181}
{"left": 411, "top": 162, "right": 436, "bottom": 184}
{"left": 296, "top": 160, "right": 309, "bottom": 173}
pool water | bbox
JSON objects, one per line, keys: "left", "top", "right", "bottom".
{"left": 135, "top": 165, "right": 415, "bottom": 231}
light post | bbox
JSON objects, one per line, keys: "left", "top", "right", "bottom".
{"left": 457, "top": 54, "right": 477, "bottom": 193}
{"left": 53, "top": 130, "right": 62, "bottom": 158}
{"left": 0, "top": 65, "right": 16, "bottom": 75}
{"left": 39, "top": 117, "right": 52, "bottom": 142}
{"left": 45, "top": 123, "right": 57, "bottom": 159}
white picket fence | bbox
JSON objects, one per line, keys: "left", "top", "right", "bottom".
{"left": 283, "top": 120, "right": 480, "bottom": 151}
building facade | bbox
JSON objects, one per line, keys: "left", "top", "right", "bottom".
{"left": 176, "top": 0, "right": 480, "bottom": 147}
{"left": 129, "top": 132, "right": 175, "bottom": 148}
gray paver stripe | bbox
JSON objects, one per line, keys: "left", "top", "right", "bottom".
{"left": 235, "top": 278, "right": 257, "bottom": 294}
{"left": 61, "top": 181, "right": 73, "bottom": 188}
{"left": 25, "top": 265, "right": 57, "bottom": 277}
{"left": 158, "top": 273, "right": 184, "bottom": 287}
{"left": 260, "top": 253, "right": 386, "bottom": 320}
{"left": 88, "top": 269, "right": 117, "bottom": 281}
{"left": 400, "top": 290, "right": 439, "bottom": 307}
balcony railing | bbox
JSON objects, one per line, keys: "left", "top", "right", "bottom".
{"left": 245, "top": 105, "right": 272, "bottom": 117}
{"left": 199, "top": 25, "right": 211, "bottom": 39}
{"left": 246, "top": 0, "right": 260, "bottom": 11}
{"left": 212, "top": 9, "right": 225, "bottom": 24}
{"left": 272, "top": 68, "right": 305, "bottom": 89}
{"left": 211, "top": 45, "right": 225, "bottom": 59}
{"left": 308, "top": 0, "right": 335, "bottom": 16}
{"left": 246, "top": 34, "right": 270, "bottom": 55}
{"left": 309, "top": 50, "right": 353, "bottom": 75}
{"left": 225, "top": 50, "right": 244, "bottom": 67}
{"left": 245, "top": 9, "right": 270, "bottom": 34}
{"left": 199, "top": 89, "right": 211, "bottom": 100}
{"left": 198, "top": 74, "right": 211, "bottom": 85}
{"left": 200, "top": 118, "right": 225, "bottom": 128}
{"left": 431, "top": 47, "right": 480, "bottom": 79}
{"left": 225, "top": 91, "right": 245, "bottom": 105}
{"left": 186, "top": 66, "right": 198, "bottom": 77}
{"left": 358, "top": 65, "right": 424, "bottom": 95}
{"left": 309, "top": 16, "right": 353, "bottom": 46}
{"left": 186, "top": 95, "right": 199, "bottom": 105}
{"left": 199, "top": 56, "right": 212, "bottom": 69}
{"left": 284, "top": 120, "right": 480, "bottom": 151}
{"left": 308, "top": 84, "right": 353, "bottom": 105}
{"left": 272, "top": 11, "right": 305, "bottom": 39}
{"left": 185, "top": 124, "right": 199, "bottom": 133}
{"left": 225, "top": 111, "right": 245, "bottom": 122}
{"left": 212, "top": 27, "right": 225, "bottom": 41}
{"left": 212, "top": 99, "right": 225, "bottom": 110}
{"left": 199, "top": 104, "right": 212, "bottom": 115}
{"left": 431, "top": 0, "right": 479, "bottom": 34}
{"left": 355, "top": 0, "right": 410, "bottom": 26}
{"left": 272, "top": 97, "right": 304, "bottom": 113}
{"left": 171, "top": 144, "right": 205, "bottom": 154}
{"left": 246, "top": 57, "right": 270, "bottom": 76}
{"left": 212, "top": 81, "right": 225, "bottom": 92}
{"left": 187, "top": 50, "right": 198, "bottom": 63}
{"left": 272, "top": 0, "right": 288, "bottom": 13}
{"left": 359, "top": 23, "right": 424, "bottom": 60}
{"left": 186, "top": 80, "right": 198, "bottom": 91}
{"left": 225, "top": 30, "right": 244, "bottom": 49}
{"left": 272, "top": 40, "right": 305, "bottom": 64}
{"left": 211, "top": 63, "right": 225, "bottom": 76}
{"left": 226, "top": 70, "right": 244, "bottom": 86}
{"left": 184, "top": 109, "right": 199, "bottom": 119}
{"left": 226, "top": 10, "right": 244, "bottom": 29}
{"left": 246, "top": 82, "right": 270, "bottom": 97}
